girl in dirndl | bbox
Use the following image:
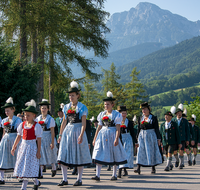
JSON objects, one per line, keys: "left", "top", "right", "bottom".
{"left": 0, "top": 97, "right": 22, "bottom": 184}
{"left": 117, "top": 105, "right": 137, "bottom": 178}
{"left": 12, "top": 99, "right": 42, "bottom": 190}
{"left": 92, "top": 91, "right": 127, "bottom": 181}
{"left": 35, "top": 99, "right": 57, "bottom": 178}
{"left": 57, "top": 81, "right": 91, "bottom": 187}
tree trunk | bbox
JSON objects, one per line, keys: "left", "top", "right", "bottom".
{"left": 31, "top": 29, "right": 38, "bottom": 63}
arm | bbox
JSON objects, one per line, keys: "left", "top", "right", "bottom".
{"left": 50, "top": 127, "right": 55, "bottom": 149}
{"left": 185, "top": 120, "right": 190, "bottom": 144}
{"left": 175, "top": 122, "right": 181, "bottom": 145}
{"left": 114, "top": 124, "right": 120, "bottom": 146}
{"left": 36, "top": 137, "right": 41, "bottom": 159}
{"left": 11, "top": 135, "right": 21, "bottom": 156}
{"left": 57, "top": 114, "right": 67, "bottom": 143}
{"left": 2, "top": 128, "right": 5, "bottom": 138}
{"left": 78, "top": 115, "right": 86, "bottom": 144}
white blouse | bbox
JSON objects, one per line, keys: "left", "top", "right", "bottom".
{"left": 17, "top": 122, "right": 43, "bottom": 138}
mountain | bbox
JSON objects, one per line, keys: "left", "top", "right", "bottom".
{"left": 116, "top": 36, "right": 200, "bottom": 83}
{"left": 106, "top": 2, "right": 200, "bottom": 52}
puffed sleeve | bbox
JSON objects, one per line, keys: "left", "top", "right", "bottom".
{"left": 17, "top": 122, "right": 23, "bottom": 136}
{"left": 79, "top": 105, "right": 88, "bottom": 119}
{"left": 15, "top": 118, "right": 22, "bottom": 129}
{"left": 49, "top": 117, "right": 55, "bottom": 128}
{"left": 97, "top": 112, "right": 103, "bottom": 126}
{"left": 114, "top": 112, "right": 122, "bottom": 125}
{"left": 35, "top": 123, "right": 43, "bottom": 138}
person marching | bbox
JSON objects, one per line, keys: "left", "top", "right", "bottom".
{"left": 159, "top": 107, "right": 182, "bottom": 171}
{"left": 35, "top": 99, "right": 57, "bottom": 178}
{"left": 92, "top": 91, "right": 127, "bottom": 181}
{"left": 0, "top": 97, "right": 22, "bottom": 184}
{"left": 172, "top": 104, "right": 191, "bottom": 169}
{"left": 11, "top": 99, "right": 43, "bottom": 190}
{"left": 134, "top": 102, "right": 162, "bottom": 175}
{"left": 188, "top": 114, "right": 200, "bottom": 165}
{"left": 117, "top": 106, "right": 136, "bottom": 178}
{"left": 57, "top": 81, "right": 91, "bottom": 186}
{"left": 55, "top": 103, "right": 64, "bottom": 141}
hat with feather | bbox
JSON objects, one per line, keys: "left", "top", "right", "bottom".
{"left": 39, "top": 99, "right": 51, "bottom": 106}
{"left": 133, "top": 115, "right": 137, "bottom": 122}
{"left": 182, "top": 108, "right": 187, "bottom": 117}
{"left": 58, "top": 103, "right": 64, "bottom": 112}
{"left": 103, "top": 91, "right": 116, "bottom": 101}
{"left": 175, "top": 103, "right": 184, "bottom": 114}
{"left": 165, "top": 106, "right": 176, "bottom": 117}
{"left": 189, "top": 114, "right": 196, "bottom": 122}
{"left": 1, "top": 97, "right": 15, "bottom": 109}
{"left": 67, "top": 81, "right": 81, "bottom": 93}
{"left": 22, "top": 99, "right": 38, "bottom": 114}
{"left": 117, "top": 105, "right": 127, "bottom": 112}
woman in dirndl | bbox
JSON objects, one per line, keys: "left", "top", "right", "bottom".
{"left": 92, "top": 91, "right": 127, "bottom": 181}
{"left": 35, "top": 99, "right": 57, "bottom": 178}
{"left": 12, "top": 99, "right": 43, "bottom": 190}
{"left": 0, "top": 97, "right": 22, "bottom": 184}
{"left": 117, "top": 106, "right": 136, "bottom": 178}
{"left": 134, "top": 102, "right": 162, "bottom": 174}
{"left": 57, "top": 81, "right": 91, "bottom": 187}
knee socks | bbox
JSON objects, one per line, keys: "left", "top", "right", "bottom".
{"left": 77, "top": 166, "right": 84, "bottom": 182}
{"left": 0, "top": 170, "right": 4, "bottom": 181}
{"left": 61, "top": 164, "right": 68, "bottom": 181}
{"left": 51, "top": 163, "right": 56, "bottom": 170}
{"left": 96, "top": 163, "right": 102, "bottom": 177}
{"left": 112, "top": 165, "right": 117, "bottom": 177}
{"left": 22, "top": 180, "right": 28, "bottom": 190}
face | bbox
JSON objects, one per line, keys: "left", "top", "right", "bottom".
{"left": 57, "top": 111, "right": 63, "bottom": 118}
{"left": 24, "top": 112, "right": 36, "bottom": 122}
{"left": 94, "top": 122, "right": 98, "bottom": 128}
{"left": 69, "top": 92, "right": 79, "bottom": 103}
{"left": 176, "top": 111, "right": 182, "bottom": 119}
{"left": 142, "top": 107, "right": 150, "bottom": 116}
{"left": 190, "top": 120, "right": 195, "bottom": 126}
{"left": 5, "top": 107, "right": 15, "bottom": 117}
{"left": 104, "top": 101, "right": 113, "bottom": 111}
{"left": 40, "top": 105, "right": 48, "bottom": 115}
{"left": 121, "top": 111, "right": 127, "bottom": 119}
{"left": 165, "top": 115, "right": 172, "bottom": 122}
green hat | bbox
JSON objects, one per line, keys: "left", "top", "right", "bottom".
{"left": 175, "top": 108, "right": 183, "bottom": 114}
{"left": 1, "top": 97, "right": 15, "bottom": 109}
{"left": 67, "top": 81, "right": 81, "bottom": 93}
{"left": 39, "top": 99, "right": 51, "bottom": 106}
{"left": 103, "top": 91, "right": 116, "bottom": 101}
{"left": 117, "top": 105, "right": 127, "bottom": 112}
{"left": 22, "top": 99, "right": 38, "bottom": 114}
{"left": 164, "top": 111, "right": 173, "bottom": 117}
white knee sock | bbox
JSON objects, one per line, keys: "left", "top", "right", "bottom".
{"left": 61, "top": 164, "right": 68, "bottom": 181}
{"left": 112, "top": 165, "right": 117, "bottom": 177}
{"left": 33, "top": 178, "right": 39, "bottom": 185}
{"left": 40, "top": 166, "right": 43, "bottom": 176}
{"left": 77, "top": 166, "right": 84, "bottom": 181}
{"left": 96, "top": 164, "right": 102, "bottom": 177}
{"left": 22, "top": 180, "right": 28, "bottom": 190}
{"left": 0, "top": 170, "right": 4, "bottom": 180}
{"left": 51, "top": 163, "right": 56, "bottom": 170}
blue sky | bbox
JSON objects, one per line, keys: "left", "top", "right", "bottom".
{"left": 104, "top": 0, "right": 200, "bottom": 21}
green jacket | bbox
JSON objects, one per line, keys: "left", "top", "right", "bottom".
{"left": 191, "top": 125, "right": 200, "bottom": 144}
{"left": 189, "top": 123, "right": 195, "bottom": 141}
{"left": 160, "top": 121, "right": 181, "bottom": 146}
{"left": 55, "top": 117, "right": 63, "bottom": 140}
{"left": 172, "top": 117, "right": 190, "bottom": 142}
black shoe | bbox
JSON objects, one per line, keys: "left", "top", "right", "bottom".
{"left": 57, "top": 180, "right": 68, "bottom": 186}
{"left": 151, "top": 166, "right": 156, "bottom": 174}
{"left": 107, "top": 165, "right": 111, "bottom": 171}
{"left": 182, "top": 164, "right": 185, "bottom": 167}
{"left": 134, "top": 169, "right": 141, "bottom": 175}
{"left": 0, "top": 180, "right": 5, "bottom": 184}
{"left": 193, "top": 160, "right": 196, "bottom": 165}
{"left": 72, "top": 168, "right": 77, "bottom": 175}
{"left": 42, "top": 165, "right": 46, "bottom": 172}
{"left": 170, "top": 164, "right": 173, "bottom": 170}
{"left": 179, "top": 164, "right": 184, "bottom": 169}
{"left": 164, "top": 167, "right": 170, "bottom": 171}
{"left": 51, "top": 170, "right": 56, "bottom": 177}
{"left": 123, "top": 169, "right": 128, "bottom": 176}
{"left": 175, "top": 161, "right": 179, "bottom": 167}
{"left": 38, "top": 175, "right": 43, "bottom": 179}
{"left": 91, "top": 176, "right": 100, "bottom": 181}
{"left": 32, "top": 181, "right": 41, "bottom": 190}
{"left": 117, "top": 168, "right": 122, "bottom": 178}
{"left": 188, "top": 160, "right": 192, "bottom": 166}
{"left": 110, "top": 176, "right": 117, "bottom": 181}
{"left": 73, "top": 180, "right": 82, "bottom": 186}
{"left": 19, "top": 179, "right": 23, "bottom": 183}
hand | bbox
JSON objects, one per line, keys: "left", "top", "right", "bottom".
{"left": 92, "top": 139, "right": 95, "bottom": 146}
{"left": 114, "top": 138, "right": 118, "bottom": 146}
{"left": 11, "top": 148, "right": 15, "bottom": 156}
{"left": 186, "top": 141, "right": 189, "bottom": 146}
{"left": 157, "top": 139, "right": 161, "bottom": 146}
{"left": 78, "top": 135, "right": 83, "bottom": 144}
{"left": 50, "top": 143, "right": 54, "bottom": 149}
{"left": 36, "top": 151, "right": 41, "bottom": 159}
{"left": 88, "top": 144, "right": 91, "bottom": 149}
{"left": 191, "top": 141, "right": 195, "bottom": 146}
{"left": 179, "top": 144, "right": 182, "bottom": 149}
{"left": 57, "top": 136, "right": 61, "bottom": 144}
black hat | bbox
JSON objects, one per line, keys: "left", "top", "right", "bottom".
{"left": 93, "top": 119, "right": 98, "bottom": 123}
{"left": 1, "top": 97, "right": 15, "bottom": 109}
{"left": 117, "top": 106, "right": 127, "bottom": 112}
{"left": 57, "top": 108, "right": 63, "bottom": 112}
{"left": 140, "top": 102, "right": 150, "bottom": 109}
{"left": 103, "top": 91, "right": 116, "bottom": 101}
{"left": 67, "top": 81, "right": 81, "bottom": 93}
{"left": 22, "top": 99, "right": 38, "bottom": 114}
{"left": 39, "top": 99, "right": 51, "bottom": 106}
{"left": 189, "top": 114, "right": 196, "bottom": 122}
{"left": 164, "top": 111, "right": 173, "bottom": 117}
{"left": 182, "top": 113, "right": 187, "bottom": 117}
{"left": 175, "top": 108, "right": 183, "bottom": 114}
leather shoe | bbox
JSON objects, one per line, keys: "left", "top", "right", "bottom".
{"left": 57, "top": 180, "right": 68, "bottom": 186}
{"left": 175, "top": 161, "right": 179, "bottom": 167}
{"left": 32, "top": 181, "right": 41, "bottom": 190}
{"left": 123, "top": 169, "right": 128, "bottom": 176}
{"left": 91, "top": 176, "right": 100, "bottom": 181}
{"left": 134, "top": 169, "right": 141, "bottom": 175}
{"left": 170, "top": 164, "right": 173, "bottom": 170}
{"left": 164, "top": 167, "right": 169, "bottom": 171}
{"left": 51, "top": 170, "right": 56, "bottom": 177}
{"left": 0, "top": 180, "right": 5, "bottom": 184}
{"left": 110, "top": 176, "right": 117, "bottom": 181}
{"left": 73, "top": 180, "right": 82, "bottom": 186}
{"left": 179, "top": 164, "right": 184, "bottom": 169}
{"left": 193, "top": 160, "right": 196, "bottom": 165}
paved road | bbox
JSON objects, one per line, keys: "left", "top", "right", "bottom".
{"left": 1, "top": 156, "right": 199, "bottom": 190}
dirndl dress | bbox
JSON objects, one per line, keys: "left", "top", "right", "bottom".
{"left": 92, "top": 110, "right": 127, "bottom": 165}
{"left": 13, "top": 121, "right": 43, "bottom": 178}
{"left": 0, "top": 116, "right": 22, "bottom": 170}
